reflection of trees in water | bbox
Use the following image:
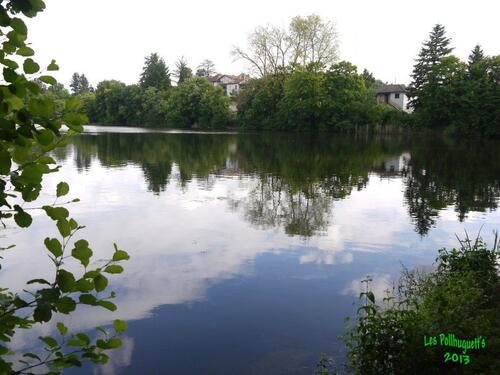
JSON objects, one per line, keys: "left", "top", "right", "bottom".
{"left": 64, "top": 131, "right": 500, "bottom": 237}
{"left": 236, "top": 175, "right": 332, "bottom": 237}
{"left": 403, "top": 138, "right": 500, "bottom": 235}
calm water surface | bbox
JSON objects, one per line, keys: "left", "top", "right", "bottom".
{"left": 3, "top": 126, "right": 500, "bottom": 374}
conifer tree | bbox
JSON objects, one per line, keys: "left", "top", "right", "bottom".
{"left": 174, "top": 57, "right": 193, "bottom": 85}
{"left": 407, "top": 24, "right": 453, "bottom": 111}
{"left": 139, "top": 53, "right": 171, "bottom": 90}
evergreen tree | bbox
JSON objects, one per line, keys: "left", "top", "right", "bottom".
{"left": 468, "top": 44, "right": 484, "bottom": 66}
{"left": 79, "top": 74, "right": 92, "bottom": 92}
{"left": 174, "top": 57, "right": 193, "bottom": 85}
{"left": 139, "top": 53, "right": 171, "bottom": 90}
{"left": 70, "top": 72, "right": 93, "bottom": 94}
{"left": 407, "top": 24, "right": 453, "bottom": 111}
{"left": 70, "top": 72, "right": 81, "bottom": 93}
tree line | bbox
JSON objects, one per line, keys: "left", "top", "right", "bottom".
{"left": 46, "top": 16, "right": 498, "bottom": 136}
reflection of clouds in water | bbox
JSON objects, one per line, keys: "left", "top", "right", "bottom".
{"left": 342, "top": 274, "right": 393, "bottom": 300}
{"left": 4, "top": 156, "right": 497, "bottom": 352}
{"left": 93, "top": 337, "right": 134, "bottom": 375}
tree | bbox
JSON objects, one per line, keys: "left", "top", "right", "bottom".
{"left": 407, "top": 24, "right": 453, "bottom": 112}
{"left": 232, "top": 15, "right": 338, "bottom": 77}
{"left": 0, "top": 1, "right": 130, "bottom": 373}
{"left": 173, "top": 57, "right": 193, "bottom": 84}
{"left": 166, "top": 77, "right": 230, "bottom": 128}
{"left": 196, "top": 59, "right": 216, "bottom": 78}
{"left": 139, "top": 52, "right": 171, "bottom": 90}
{"left": 288, "top": 14, "right": 338, "bottom": 69}
{"left": 70, "top": 72, "right": 92, "bottom": 94}
{"left": 361, "top": 69, "right": 376, "bottom": 87}
{"left": 231, "top": 25, "right": 292, "bottom": 77}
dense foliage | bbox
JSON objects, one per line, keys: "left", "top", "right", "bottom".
{"left": 408, "top": 24, "right": 499, "bottom": 136}
{"left": 342, "top": 234, "right": 499, "bottom": 375}
{"left": 66, "top": 55, "right": 230, "bottom": 128}
{"left": 237, "top": 63, "right": 404, "bottom": 130}
{"left": 0, "top": 0, "right": 130, "bottom": 373}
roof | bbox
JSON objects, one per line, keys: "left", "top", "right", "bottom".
{"left": 209, "top": 74, "right": 249, "bottom": 84}
{"left": 375, "top": 84, "right": 406, "bottom": 94}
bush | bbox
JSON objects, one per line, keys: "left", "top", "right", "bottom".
{"left": 343, "top": 233, "right": 499, "bottom": 375}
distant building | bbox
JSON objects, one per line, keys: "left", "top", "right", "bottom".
{"left": 209, "top": 74, "right": 249, "bottom": 96}
{"left": 375, "top": 84, "right": 411, "bottom": 112}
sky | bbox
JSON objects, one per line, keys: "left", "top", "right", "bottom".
{"left": 25, "top": 0, "right": 499, "bottom": 88}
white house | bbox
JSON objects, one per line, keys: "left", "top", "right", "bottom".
{"left": 375, "top": 84, "right": 411, "bottom": 112}
{"left": 209, "top": 74, "right": 249, "bottom": 96}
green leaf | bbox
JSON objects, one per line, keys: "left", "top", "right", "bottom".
{"left": 39, "top": 336, "right": 58, "bottom": 348}
{"left": 36, "top": 128, "right": 54, "bottom": 146}
{"left": 367, "top": 291, "right": 375, "bottom": 304}
{"left": 27, "top": 278, "right": 51, "bottom": 285}
{"left": 37, "top": 156, "right": 56, "bottom": 164}
{"left": 44, "top": 237, "right": 62, "bottom": 257}
{"left": 29, "top": 97, "right": 55, "bottom": 117}
{"left": 97, "top": 300, "right": 117, "bottom": 311}
{"left": 112, "top": 247, "right": 130, "bottom": 261}
{"left": 65, "top": 96, "right": 82, "bottom": 111}
{"left": 16, "top": 46, "right": 34, "bottom": 56}
{"left": 13, "top": 205, "right": 32, "bottom": 227}
{"left": 55, "top": 296, "right": 76, "bottom": 314}
{"left": 47, "top": 59, "right": 59, "bottom": 71}
{"left": 23, "top": 352, "right": 41, "bottom": 361}
{"left": 71, "top": 240, "right": 93, "bottom": 267}
{"left": 67, "top": 337, "right": 87, "bottom": 347}
{"left": 0, "top": 148, "right": 11, "bottom": 174}
{"left": 56, "top": 218, "right": 71, "bottom": 237}
{"left": 10, "top": 18, "right": 27, "bottom": 36}
{"left": 79, "top": 294, "right": 97, "bottom": 305}
{"left": 43, "top": 206, "right": 69, "bottom": 221}
{"left": 56, "top": 322, "right": 68, "bottom": 336}
{"left": 113, "top": 319, "right": 128, "bottom": 333}
{"left": 56, "top": 269, "right": 76, "bottom": 293}
{"left": 106, "top": 338, "right": 122, "bottom": 349}
{"left": 94, "top": 274, "right": 108, "bottom": 292}
{"left": 56, "top": 182, "right": 69, "bottom": 197}
{"left": 75, "top": 278, "right": 94, "bottom": 292}
{"left": 39, "top": 75, "right": 57, "bottom": 85}
{"left": 104, "top": 265, "right": 123, "bottom": 274}
{"left": 33, "top": 303, "right": 52, "bottom": 322}
{"left": 1, "top": 58, "right": 19, "bottom": 69}
{"left": 23, "top": 58, "right": 40, "bottom": 74}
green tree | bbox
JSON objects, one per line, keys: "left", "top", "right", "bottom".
{"left": 407, "top": 24, "right": 453, "bottom": 114}
{"left": 173, "top": 57, "right": 193, "bottom": 85}
{"left": 139, "top": 52, "right": 171, "bottom": 90}
{"left": 0, "top": 1, "right": 130, "bottom": 373}
{"left": 70, "top": 72, "right": 92, "bottom": 94}
{"left": 468, "top": 44, "right": 484, "bottom": 67}
{"left": 166, "top": 77, "right": 230, "bottom": 128}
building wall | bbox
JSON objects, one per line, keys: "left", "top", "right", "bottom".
{"left": 226, "top": 83, "right": 239, "bottom": 96}
{"left": 387, "top": 92, "right": 405, "bottom": 110}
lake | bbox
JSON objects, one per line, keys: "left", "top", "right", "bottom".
{"left": 3, "top": 126, "right": 500, "bottom": 374}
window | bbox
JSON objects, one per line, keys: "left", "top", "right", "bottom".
{"left": 394, "top": 93, "right": 400, "bottom": 99}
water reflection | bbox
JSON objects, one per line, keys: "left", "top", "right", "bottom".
{"left": 64, "top": 130, "right": 500, "bottom": 236}
{"left": 2, "top": 128, "right": 499, "bottom": 374}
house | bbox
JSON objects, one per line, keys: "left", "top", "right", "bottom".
{"left": 209, "top": 74, "right": 249, "bottom": 96}
{"left": 375, "top": 84, "right": 411, "bottom": 112}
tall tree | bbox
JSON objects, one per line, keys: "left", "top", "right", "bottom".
{"left": 173, "top": 57, "right": 193, "bottom": 84}
{"left": 468, "top": 44, "right": 484, "bottom": 66}
{"left": 232, "top": 14, "right": 338, "bottom": 77}
{"left": 407, "top": 24, "right": 453, "bottom": 111}
{"left": 289, "top": 14, "right": 338, "bottom": 69}
{"left": 196, "top": 59, "right": 216, "bottom": 77}
{"left": 140, "top": 52, "right": 171, "bottom": 90}
{"left": 70, "top": 72, "right": 92, "bottom": 94}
